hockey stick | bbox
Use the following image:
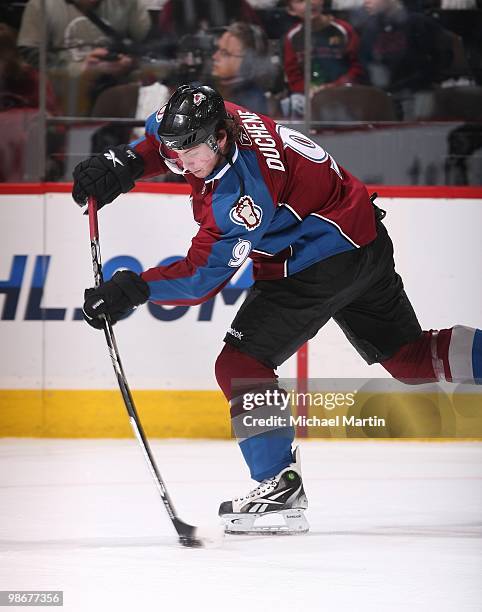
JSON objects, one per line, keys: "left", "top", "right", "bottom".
{"left": 86, "top": 195, "right": 204, "bottom": 548}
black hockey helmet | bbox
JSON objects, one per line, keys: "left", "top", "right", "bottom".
{"left": 158, "top": 84, "right": 227, "bottom": 151}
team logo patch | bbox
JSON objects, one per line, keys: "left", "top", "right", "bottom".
{"left": 230, "top": 195, "right": 262, "bottom": 231}
{"left": 193, "top": 92, "right": 206, "bottom": 106}
{"left": 237, "top": 126, "right": 252, "bottom": 147}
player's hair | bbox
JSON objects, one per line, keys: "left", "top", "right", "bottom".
{"left": 225, "top": 22, "right": 267, "bottom": 57}
{"left": 224, "top": 22, "right": 270, "bottom": 84}
{"left": 215, "top": 113, "right": 242, "bottom": 153}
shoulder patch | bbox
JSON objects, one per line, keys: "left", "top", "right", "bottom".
{"left": 237, "top": 126, "right": 252, "bottom": 147}
{"left": 145, "top": 111, "right": 162, "bottom": 138}
{"left": 230, "top": 195, "right": 263, "bottom": 231}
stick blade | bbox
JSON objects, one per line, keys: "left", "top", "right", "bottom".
{"left": 174, "top": 519, "right": 225, "bottom": 548}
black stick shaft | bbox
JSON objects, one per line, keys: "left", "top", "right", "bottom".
{"left": 86, "top": 196, "right": 196, "bottom": 541}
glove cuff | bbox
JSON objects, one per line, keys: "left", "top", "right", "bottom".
{"left": 101, "top": 146, "right": 145, "bottom": 193}
{"left": 112, "top": 270, "right": 150, "bottom": 306}
{"left": 123, "top": 146, "right": 145, "bottom": 181}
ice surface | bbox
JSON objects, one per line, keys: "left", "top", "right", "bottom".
{"left": 0, "top": 439, "right": 481, "bottom": 611}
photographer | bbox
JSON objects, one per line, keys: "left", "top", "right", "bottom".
{"left": 17, "top": 0, "right": 151, "bottom": 115}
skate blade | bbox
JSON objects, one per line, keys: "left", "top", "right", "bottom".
{"left": 222, "top": 509, "right": 309, "bottom": 536}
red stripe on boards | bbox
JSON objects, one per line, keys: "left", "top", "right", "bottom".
{"left": 0, "top": 183, "right": 481, "bottom": 198}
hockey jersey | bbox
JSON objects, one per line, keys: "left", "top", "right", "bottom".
{"left": 130, "top": 101, "right": 376, "bottom": 306}
{"left": 284, "top": 17, "right": 362, "bottom": 92}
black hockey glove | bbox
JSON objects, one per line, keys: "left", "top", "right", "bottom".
{"left": 83, "top": 270, "right": 150, "bottom": 330}
{"left": 72, "top": 145, "right": 145, "bottom": 209}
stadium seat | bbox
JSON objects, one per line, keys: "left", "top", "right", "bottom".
{"left": 90, "top": 83, "right": 140, "bottom": 118}
{"left": 311, "top": 85, "right": 398, "bottom": 122}
{"left": 414, "top": 86, "right": 482, "bottom": 120}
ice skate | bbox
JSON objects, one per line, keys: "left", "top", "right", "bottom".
{"left": 219, "top": 446, "right": 309, "bottom": 535}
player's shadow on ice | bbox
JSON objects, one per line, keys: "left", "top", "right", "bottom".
{"left": 1, "top": 523, "right": 481, "bottom": 550}
{"left": 226, "top": 522, "right": 482, "bottom": 542}
{"left": 305, "top": 523, "right": 482, "bottom": 539}
{"left": 0, "top": 536, "right": 177, "bottom": 550}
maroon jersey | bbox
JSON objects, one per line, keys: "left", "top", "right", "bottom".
{"left": 131, "top": 101, "right": 376, "bottom": 304}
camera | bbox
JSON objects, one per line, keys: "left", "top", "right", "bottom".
{"left": 102, "top": 51, "right": 120, "bottom": 62}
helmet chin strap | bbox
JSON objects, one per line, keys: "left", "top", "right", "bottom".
{"left": 160, "top": 153, "right": 194, "bottom": 176}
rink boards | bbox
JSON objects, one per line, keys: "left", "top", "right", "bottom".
{"left": 0, "top": 184, "right": 481, "bottom": 437}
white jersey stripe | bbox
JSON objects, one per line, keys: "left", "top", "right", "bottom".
{"left": 310, "top": 213, "right": 360, "bottom": 248}
{"left": 280, "top": 202, "right": 302, "bottom": 221}
{"left": 448, "top": 325, "right": 476, "bottom": 383}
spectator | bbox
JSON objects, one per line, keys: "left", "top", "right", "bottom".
{"left": 445, "top": 123, "right": 482, "bottom": 185}
{"left": 282, "top": 0, "right": 363, "bottom": 117}
{"left": 158, "top": 0, "right": 263, "bottom": 38}
{"left": 17, "top": 0, "right": 151, "bottom": 115}
{"left": 210, "top": 22, "right": 271, "bottom": 114}
{"left": 359, "top": 0, "right": 453, "bottom": 116}
{"left": 0, "top": 22, "right": 59, "bottom": 114}
{"left": 0, "top": 22, "right": 63, "bottom": 181}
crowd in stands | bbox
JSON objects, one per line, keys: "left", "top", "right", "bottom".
{"left": 0, "top": 0, "right": 481, "bottom": 180}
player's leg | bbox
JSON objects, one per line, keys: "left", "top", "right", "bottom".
{"left": 215, "top": 343, "right": 294, "bottom": 482}
{"left": 215, "top": 307, "right": 314, "bottom": 534}
{"left": 216, "top": 248, "right": 368, "bottom": 483}
{"left": 381, "top": 327, "right": 482, "bottom": 384}
{"left": 333, "top": 222, "right": 481, "bottom": 384}
{"left": 215, "top": 246, "right": 382, "bottom": 533}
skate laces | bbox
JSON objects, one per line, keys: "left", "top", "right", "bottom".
{"left": 234, "top": 478, "right": 277, "bottom": 502}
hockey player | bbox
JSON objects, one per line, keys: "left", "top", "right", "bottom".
{"left": 72, "top": 84, "right": 481, "bottom": 535}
